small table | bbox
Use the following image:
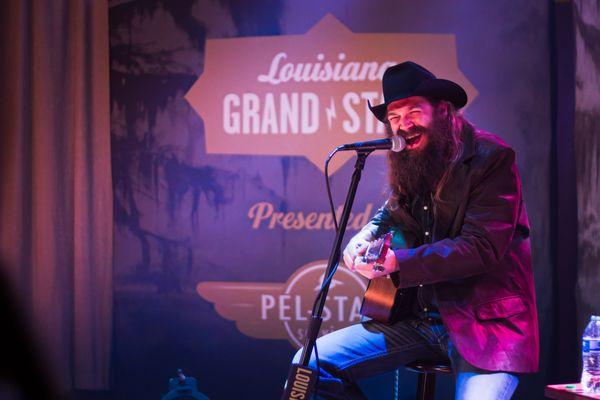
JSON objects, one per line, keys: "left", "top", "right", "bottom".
{"left": 545, "top": 384, "right": 600, "bottom": 400}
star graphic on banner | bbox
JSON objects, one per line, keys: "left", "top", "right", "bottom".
{"left": 326, "top": 97, "right": 337, "bottom": 130}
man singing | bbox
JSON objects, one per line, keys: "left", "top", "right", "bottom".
{"left": 294, "top": 62, "right": 539, "bottom": 399}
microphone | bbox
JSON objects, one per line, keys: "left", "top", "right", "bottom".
{"left": 337, "top": 136, "right": 406, "bottom": 152}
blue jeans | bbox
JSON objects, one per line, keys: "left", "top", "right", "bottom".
{"left": 292, "top": 316, "right": 518, "bottom": 399}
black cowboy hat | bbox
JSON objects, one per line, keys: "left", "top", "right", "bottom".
{"left": 369, "top": 61, "right": 468, "bottom": 122}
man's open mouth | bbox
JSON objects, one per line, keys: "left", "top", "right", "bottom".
{"left": 404, "top": 132, "right": 423, "bottom": 147}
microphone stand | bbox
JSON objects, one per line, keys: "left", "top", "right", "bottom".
{"left": 281, "top": 149, "right": 373, "bottom": 400}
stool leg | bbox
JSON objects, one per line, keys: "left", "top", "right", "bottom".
{"left": 416, "top": 372, "right": 436, "bottom": 400}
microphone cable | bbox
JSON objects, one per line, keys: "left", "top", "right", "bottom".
{"left": 303, "top": 146, "right": 342, "bottom": 396}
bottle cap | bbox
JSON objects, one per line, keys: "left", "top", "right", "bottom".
{"left": 592, "top": 315, "right": 600, "bottom": 321}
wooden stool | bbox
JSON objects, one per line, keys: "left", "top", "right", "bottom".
{"left": 404, "top": 360, "right": 452, "bottom": 400}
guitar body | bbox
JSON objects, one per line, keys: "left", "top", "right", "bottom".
{"left": 358, "top": 230, "right": 416, "bottom": 324}
{"left": 360, "top": 275, "right": 415, "bottom": 324}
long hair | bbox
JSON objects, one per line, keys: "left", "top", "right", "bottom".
{"left": 386, "top": 98, "right": 468, "bottom": 207}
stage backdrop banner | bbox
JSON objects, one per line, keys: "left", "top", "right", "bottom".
{"left": 109, "top": 1, "right": 552, "bottom": 399}
{"left": 185, "top": 14, "right": 477, "bottom": 173}
{"left": 574, "top": 0, "right": 600, "bottom": 335}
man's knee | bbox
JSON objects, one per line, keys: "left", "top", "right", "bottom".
{"left": 292, "top": 348, "right": 319, "bottom": 369}
{"left": 292, "top": 348, "right": 303, "bottom": 364}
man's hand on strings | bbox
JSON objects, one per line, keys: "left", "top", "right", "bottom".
{"left": 342, "top": 235, "right": 370, "bottom": 271}
{"left": 352, "top": 248, "right": 397, "bottom": 280}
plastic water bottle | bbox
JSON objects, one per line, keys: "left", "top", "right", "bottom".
{"left": 582, "top": 315, "right": 600, "bottom": 394}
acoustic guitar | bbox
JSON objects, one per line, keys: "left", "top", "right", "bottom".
{"left": 359, "top": 232, "right": 415, "bottom": 324}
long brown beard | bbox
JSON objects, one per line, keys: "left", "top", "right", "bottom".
{"left": 387, "top": 111, "right": 460, "bottom": 203}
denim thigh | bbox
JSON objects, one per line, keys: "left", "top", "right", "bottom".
{"left": 292, "top": 317, "right": 448, "bottom": 399}
{"left": 449, "top": 343, "right": 519, "bottom": 400}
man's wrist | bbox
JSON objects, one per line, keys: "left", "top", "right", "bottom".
{"left": 393, "top": 248, "right": 411, "bottom": 264}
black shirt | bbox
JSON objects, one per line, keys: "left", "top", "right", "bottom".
{"left": 407, "top": 193, "right": 440, "bottom": 318}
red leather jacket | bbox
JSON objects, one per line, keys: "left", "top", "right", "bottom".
{"left": 368, "top": 126, "right": 539, "bottom": 373}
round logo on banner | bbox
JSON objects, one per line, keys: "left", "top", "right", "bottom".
{"left": 282, "top": 261, "right": 367, "bottom": 347}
